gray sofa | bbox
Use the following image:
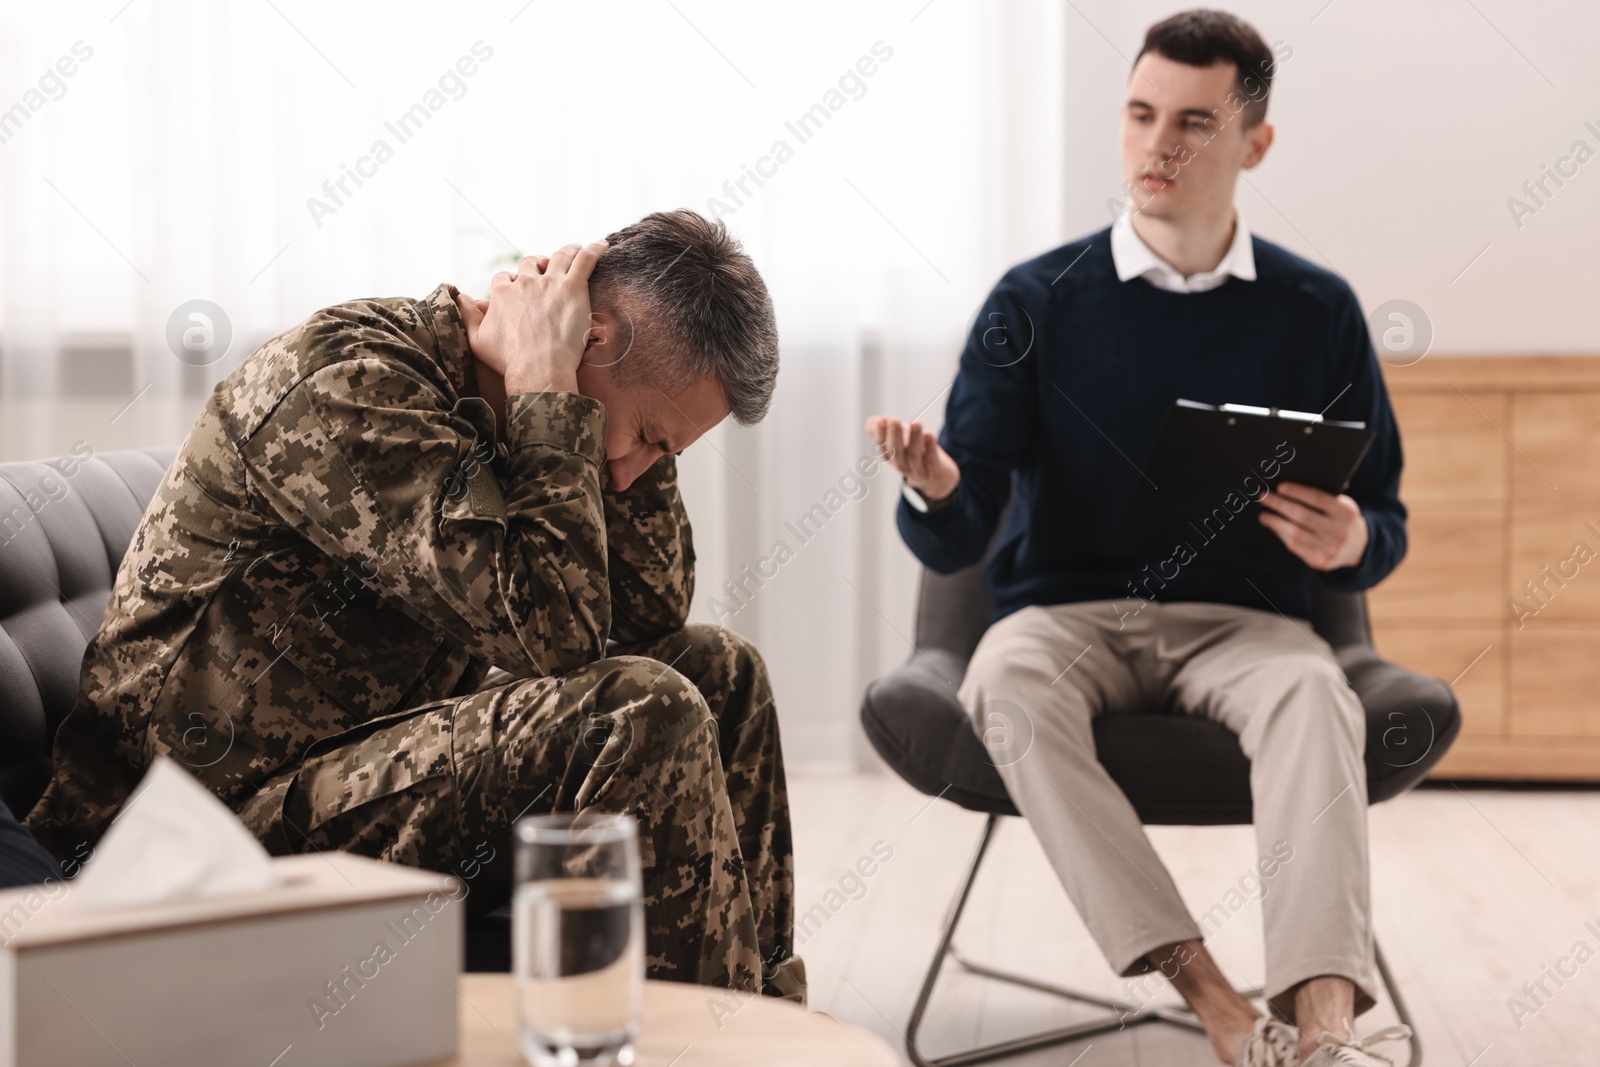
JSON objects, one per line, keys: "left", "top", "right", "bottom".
{"left": 0, "top": 446, "right": 177, "bottom": 821}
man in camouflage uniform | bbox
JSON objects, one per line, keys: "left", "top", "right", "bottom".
{"left": 25, "top": 210, "right": 800, "bottom": 998}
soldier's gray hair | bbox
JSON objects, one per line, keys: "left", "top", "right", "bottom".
{"left": 588, "top": 210, "right": 779, "bottom": 426}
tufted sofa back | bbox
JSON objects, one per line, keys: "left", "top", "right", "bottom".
{"left": 0, "top": 446, "right": 178, "bottom": 817}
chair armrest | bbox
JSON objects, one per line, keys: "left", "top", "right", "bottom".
{"left": 859, "top": 653, "right": 1017, "bottom": 816}
{"left": 863, "top": 654, "right": 968, "bottom": 741}
{"left": 1335, "top": 645, "right": 1462, "bottom": 795}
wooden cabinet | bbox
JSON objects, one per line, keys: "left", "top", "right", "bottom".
{"left": 1372, "top": 356, "right": 1600, "bottom": 779}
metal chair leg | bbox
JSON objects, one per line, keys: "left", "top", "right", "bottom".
{"left": 1375, "top": 938, "right": 1422, "bottom": 1066}
{"left": 903, "top": 816, "right": 1423, "bottom": 1067}
{"left": 904, "top": 815, "right": 1180, "bottom": 1067}
{"left": 903, "top": 813, "right": 1000, "bottom": 1067}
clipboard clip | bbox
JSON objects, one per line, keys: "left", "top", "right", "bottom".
{"left": 1218, "top": 403, "right": 1323, "bottom": 424}
{"left": 1175, "top": 398, "right": 1365, "bottom": 430}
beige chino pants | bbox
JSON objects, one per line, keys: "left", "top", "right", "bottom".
{"left": 957, "top": 598, "right": 1377, "bottom": 1021}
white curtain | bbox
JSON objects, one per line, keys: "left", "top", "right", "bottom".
{"left": 0, "top": 0, "right": 1071, "bottom": 771}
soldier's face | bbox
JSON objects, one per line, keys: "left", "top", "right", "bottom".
{"left": 576, "top": 345, "right": 730, "bottom": 492}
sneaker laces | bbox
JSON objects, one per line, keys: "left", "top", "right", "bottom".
{"left": 1236, "top": 1016, "right": 1299, "bottom": 1067}
{"left": 1314, "top": 1022, "right": 1414, "bottom": 1065}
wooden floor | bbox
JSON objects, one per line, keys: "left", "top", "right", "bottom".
{"left": 789, "top": 772, "right": 1600, "bottom": 1066}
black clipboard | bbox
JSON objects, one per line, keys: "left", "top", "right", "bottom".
{"left": 1112, "top": 400, "right": 1377, "bottom": 576}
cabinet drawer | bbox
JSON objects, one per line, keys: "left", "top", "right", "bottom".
{"left": 1511, "top": 393, "right": 1600, "bottom": 502}
{"left": 1508, "top": 505, "right": 1600, "bottom": 620}
{"left": 1509, "top": 626, "right": 1600, "bottom": 738}
{"left": 1367, "top": 501, "right": 1503, "bottom": 620}
{"left": 1389, "top": 391, "right": 1506, "bottom": 503}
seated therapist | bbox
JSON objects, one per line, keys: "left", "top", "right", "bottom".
{"left": 25, "top": 210, "right": 803, "bottom": 1001}
{"left": 868, "top": 11, "right": 1406, "bottom": 1067}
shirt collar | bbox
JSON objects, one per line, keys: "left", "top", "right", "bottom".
{"left": 1110, "top": 209, "right": 1256, "bottom": 293}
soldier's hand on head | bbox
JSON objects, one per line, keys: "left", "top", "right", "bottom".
{"left": 865, "top": 414, "right": 961, "bottom": 504}
{"left": 455, "top": 238, "right": 610, "bottom": 395}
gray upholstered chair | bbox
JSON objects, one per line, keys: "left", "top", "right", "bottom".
{"left": 860, "top": 516, "right": 1458, "bottom": 1067}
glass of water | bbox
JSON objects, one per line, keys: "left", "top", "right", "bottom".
{"left": 513, "top": 812, "right": 645, "bottom": 1067}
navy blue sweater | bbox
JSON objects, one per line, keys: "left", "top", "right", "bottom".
{"left": 898, "top": 227, "right": 1406, "bottom": 625}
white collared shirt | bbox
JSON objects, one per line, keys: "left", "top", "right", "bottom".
{"left": 1110, "top": 209, "right": 1257, "bottom": 294}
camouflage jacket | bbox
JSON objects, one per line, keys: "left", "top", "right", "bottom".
{"left": 25, "top": 283, "right": 694, "bottom": 862}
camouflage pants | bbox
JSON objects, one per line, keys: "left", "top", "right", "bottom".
{"left": 238, "top": 623, "right": 793, "bottom": 994}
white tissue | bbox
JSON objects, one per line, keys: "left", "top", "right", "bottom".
{"left": 61, "top": 755, "right": 282, "bottom": 912}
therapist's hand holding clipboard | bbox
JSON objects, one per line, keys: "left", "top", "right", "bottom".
{"left": 1113, "top": 400, "right": 1378, "bottom": 576}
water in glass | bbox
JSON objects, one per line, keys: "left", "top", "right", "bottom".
{"left": 514, "top": 815, "right": 644, "bottom": 1067}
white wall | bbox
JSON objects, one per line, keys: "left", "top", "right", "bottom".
{"left": 1056, "top": 0, "right": 1600, "bottom": 354}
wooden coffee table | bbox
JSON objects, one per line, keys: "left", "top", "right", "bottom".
{"left": 442, "top": 974, "right": 898, "bottom": 1066}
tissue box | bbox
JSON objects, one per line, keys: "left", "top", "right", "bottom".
{"left": 0, "top": 852, "right": 462, "bottom": 1067}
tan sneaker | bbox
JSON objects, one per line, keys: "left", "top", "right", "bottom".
{"left": 1235, "top": 1017, "right": 1299, "bottom": 1067}
{"left": 1310, "top": 1023, "right": 1413, "bottom": 1065}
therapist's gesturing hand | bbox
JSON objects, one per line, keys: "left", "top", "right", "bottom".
{"left": 1258, "top": 481, "right": 1368, "bottom": 571}
{"left": 455, "top": 239, "right": 609, "bottom": 395}
{"left": 865, "top": 415, "right": 962, "bottom": 504}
